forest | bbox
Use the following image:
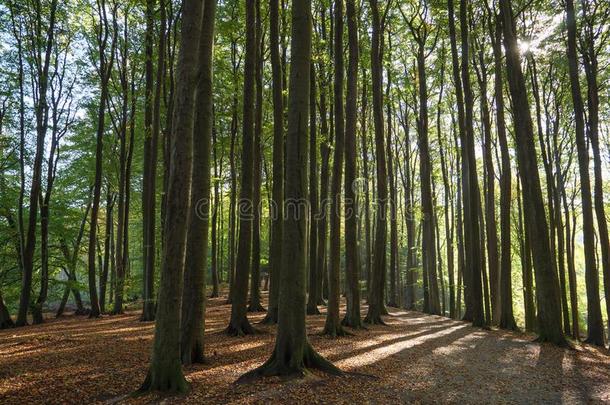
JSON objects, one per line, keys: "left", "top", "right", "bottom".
{"left": 0, "top": 0, "right": 610, "bottom": 403}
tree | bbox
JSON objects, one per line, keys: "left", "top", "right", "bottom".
{"left": 263, "top": 0, "right": 284, "bottom": 325}
{"left": 137, "top": 0, "right": 204, "bottom": 392}
{"left": 87, "top": 0, "right": 117, "bottom": 319}
{"left": 498, "top": 0, "right": 567, "bottom": 346}
{"left": 364, "top": 0, "right": 389, "bottom": 326}
{"left": 248, "top": 0, "right": 266, "bottom": 313}
{"left": 488, "top": 8, "right": 517, "bottom": 331}
{"left": 342, "top": 0, "right": 362, "bottom": 329}
{"left": 324, "top": 0, "right": 347, "bottom": 337}
{"left": 404, "top": 1, "right": 441, "bottom": 315}
{"left": 226, "top": 0, "right": 256, "bottom": 336}
{"left": 239, "top": 0, "right": 342, "bottom": 379}
{"left": 564, "top": 0, "right": 604, "bottom": 346}
{"left": 181, "top": 0, "right": 217, "bottom": 365}
{"left": 580, "top": 0, "right": 610, "bottom": 341}
{"left": 15, "top": 0, "right": 59, "bottom": 326}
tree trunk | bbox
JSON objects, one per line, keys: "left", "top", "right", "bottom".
{"left": 564, "top": 0, "right": 604, "bottom": 346}
{"left": 180, "top": 0, "right": 216, "bottom": 366}
{"left": 262, "top": 0, "right": 284, "bottom": 325}
{"left": 364, "top": 0, "right": 388, "bottom": 325}
{"left": 239, "top": 0, "right": 341, "bottom": 379}
{"left": 99, "top": 192, "right": 114, "bottom": 314}
{"left": 499, "top": 0, "right": 567, "bottom": 345}
{"left": 342, "top": 0, "right": 362, "bottom": 328}
{"left": 227, "top": 0, "right": 257, "bottom": 336}
{"left": 490, "top": 13, "right": 517, "bottom": 331}
{"left": 248, "top": 0, "right": 265, "bottom": 313}
{"left": 324, "top": 0, "right": 347, "bottom": 337}
{"left": 306, "top": 62, "right": 320, "bottom": 315}
{"left": 16, "top": 0, "right": 59, "bottom": 327}
{"left": 137, "top": 0, "right": 204, "bottom": 393}
{"left": 580, "top": 0, "right": 610, "bottom": 342}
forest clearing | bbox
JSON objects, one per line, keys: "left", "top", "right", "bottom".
{"left": 2, "top": 294, "right": 610, "bottom": 404}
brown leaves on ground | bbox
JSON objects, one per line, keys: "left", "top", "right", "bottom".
{"left": 1, "top": 294, "right": 609, "bottom": 404}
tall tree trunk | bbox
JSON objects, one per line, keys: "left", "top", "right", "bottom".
{"left": 580, "top": 0, "right": 610, "bottom": 342}
{"left": 181, "top": 0, "right": 216, "bottom": 365}
{"left": 457, "top": 0, "right": 484, "bottom": 326}
{"left": 364, "top": 0, "right": 388, "bottom": 325}
{"left": 138, "top": 0, "right": 203, "bottom": 393}
{"left": 490, "top": 13, "right": 517, "bottom": 330}
{"left": 360, "top": 71, "right": 372, "bottom": 302}
{"left": 210, "top": 123, "right": 221, "bottom": 298}
{"left": 499, "top": 0, "right": 567, "bottom": 345}
{"left": 324, "top": 0, "right": 347, "bottom": 337}
{"left": 227, "top": 0, "right": 256, "bottom": 336}
{"left": 307, "top": 62, "right": 320, "bottom": 315}
{"left": 88, "top": 2, "right": 116, "bottom": 319}
{"left": 16, "top": 0, "right": 59, "bottom": 327}
{"left": 565, "top": 0, "right": 604, "bottom": 346}
{"left": 262, "top": 0, "right": 284, "bottom": 325}
{"left": 316, "top": 14, "right": 332, "bottom": 307}
{"left": 386, "top": 57, "right": 399, "bottom": 309}
{"left": 474, "top": 43, "right": 499, "bottom": 325}
{"left": 239, "top": 0, "right": 341, "bottom": 379}
{"left": 343, "top": 0, "right": 362, "bottom": 328}
{"left": 249, "top": 0, "right": 265, "bottom": 313}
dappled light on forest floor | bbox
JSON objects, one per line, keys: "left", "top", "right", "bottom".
{"left": 1, "top": 293, "right": 609, "bottom": 404}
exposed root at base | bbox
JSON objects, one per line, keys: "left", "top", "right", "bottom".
{"left": 363, "top": 314, "right": 386, "bottom": 325}
{"left": 235, "top": 344, "right": 343, "bottom": 384}
{"left": 135, "top": 368, "right": 190, "bottom": 395}
{"left": 226, "top": 318, "right": 258, "bottom": 337}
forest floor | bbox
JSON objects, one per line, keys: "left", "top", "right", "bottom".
{"left": 1, "top": 293, "right": 609, "bottom": 404}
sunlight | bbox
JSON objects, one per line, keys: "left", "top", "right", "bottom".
{"left": 336, "top": 324, "right": 469, "bottom": 369}
{"left": 519, "top": 40, "right": 531, "bottom": 54}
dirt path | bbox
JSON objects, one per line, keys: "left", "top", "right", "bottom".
{"left": 1, "top": 295, "right": 609, "bottom": 404}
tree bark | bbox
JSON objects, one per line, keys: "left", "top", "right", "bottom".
{"left": 324, "top": 0, "right": 347, "bottom": 337}
{"left": 227, "top": 0, "right": 257, "bottom": 336}
{"left": 342, "top": 0, "right": 362, "bottom": 328}
{"left": 239, "top": 0, "right": 341, "bottom": 379}
{"left": 565, "top": 0, "right": 604, "bottom": 346}
{"left": 249, "top": 0, "right": 266, "bottom": 313}
{"left": 262, "top": 0, "right": 284, "bottom": 325}
{"left": 181, "top": 0, "right": 216, "bottom": 366}
{"left": 137, "top": 0, "right": 203, "bottom": 392}
{"left": 499, "top": 0, "right": 567, "bottom": 345}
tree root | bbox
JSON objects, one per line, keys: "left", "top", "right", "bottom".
{"left": 533, "top": 334, "right": 572, "bottom": 349}
{"left": 136, "top": 366, "right": 190, "bottom": 395}
{"left": 363, "top": 313, "right": 386, "bottom": 325}
{"left": 226, "top": 317, "right": 258, "bottom": 336}
{"left": 322, "top": 324, "right": 353, "bottom": 337}
{"left": 341, "top": 316, "right": 367, "bottom": 330}
{"left": 235, "top": 343, "right": 343, "bottom": 384}
{"left": 260, "top": 308, "right": 278, "bottom": 325}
